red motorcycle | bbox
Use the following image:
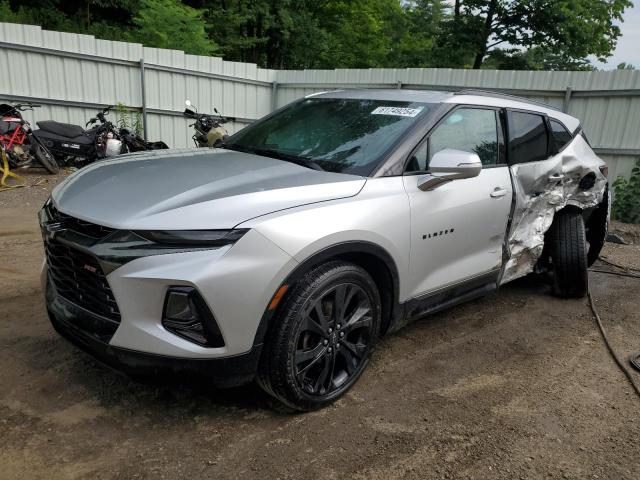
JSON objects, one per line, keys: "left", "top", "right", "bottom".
{"left": 0, "top": 103, "right": 59, "bottom": 174}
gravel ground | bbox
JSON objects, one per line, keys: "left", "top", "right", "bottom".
{"left": 1, "top": 173, "right": 640, "bottom": 480}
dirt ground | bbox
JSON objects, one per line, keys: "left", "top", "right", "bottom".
{"left": 1, "top": 170, "right": 640, "bottom": 480}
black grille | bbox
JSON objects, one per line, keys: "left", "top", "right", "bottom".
{"left": 45, "top": 240, "right": 121, "bottom": 322}
{"left": 47, "top": 204, "right": 116, "bottom": 241}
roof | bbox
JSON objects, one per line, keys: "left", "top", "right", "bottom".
{"left": 309, "top": 89, "right": 454, "bottom": 103}
{"left": 308, "top": 88, "right": 580, "bottom": 132}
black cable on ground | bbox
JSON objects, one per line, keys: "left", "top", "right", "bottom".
{"left": 587, "top": 289, "right": 640, "bottom": 398}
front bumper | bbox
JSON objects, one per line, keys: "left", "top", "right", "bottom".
{"left": 46, "top": 276, "right": 262, "bottom": 387}
{"left": 41, "top": 222, "right": 299, "bottom": 386}
{"left": 40, "top": 227, "right": 296, "bottom": 356}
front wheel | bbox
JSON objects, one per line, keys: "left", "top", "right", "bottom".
{"left": 258, "top": 261, "right": 381, "bottom": 411}
{"left": 33, "top": 141, "right": 59, "bottom": 174}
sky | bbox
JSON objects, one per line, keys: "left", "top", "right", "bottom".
{"left": 593, "top": 4, "right": 640, "bottom": 69}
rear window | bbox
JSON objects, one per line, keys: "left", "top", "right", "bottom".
{"left": 550, "top": 120, "right": 573, "bottom": 151}
{"left": 507, "top": 111, "right": 548, "bottom": 164}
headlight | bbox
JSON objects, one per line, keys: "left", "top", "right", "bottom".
{"left": 92, "top": 229, "right": 249, "bottom": 274}
{"left": 134, "top": 229, "right": 248, "bottom": 247}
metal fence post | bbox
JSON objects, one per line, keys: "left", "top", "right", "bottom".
{"left": 271, "top": 81, "right": 278, "bottom": 112}
{"left": 562, "top": 86, "right": 573, "bottom": 113}
{"left": 139, "top": 58, "right": 148, "bottom": 141}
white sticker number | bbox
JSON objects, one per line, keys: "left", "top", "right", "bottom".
{"left": 371, "top": 106, "right": 423, "bottom": 117}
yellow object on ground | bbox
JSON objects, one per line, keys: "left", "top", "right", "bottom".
{"left": 0, "top": 148, "right": 26, "bottom": 191}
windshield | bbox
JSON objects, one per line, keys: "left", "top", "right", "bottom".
{"left": 223, "top": 98, "right": 433, "bottom": 175}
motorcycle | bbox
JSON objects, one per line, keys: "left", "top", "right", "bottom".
{"left": 32, "top": 106, "right": 168, "bottom": 167}
{"left": 118, "top": 127, "right": 169, "bottom": 153}
{"left": 32, "top": 106, "right": 122, "bottom": 167}
{"left": 183, "top": 100, "right": 231, "bottom": 148}
{"left": 0, "top": 103, "right": 59, "bottom": 174}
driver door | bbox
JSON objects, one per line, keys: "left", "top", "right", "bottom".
{"left": 402, "top": 106, "right": 513, "bottom": 306}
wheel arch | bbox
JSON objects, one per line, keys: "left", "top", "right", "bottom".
{"left": 252, "top": 241, "right": 402, "bottom": 348}
{"left": 541, "top": 187, "right": 609, "bottom": 268}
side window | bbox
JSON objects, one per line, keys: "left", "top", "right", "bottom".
{"left": 507, "top": 111, "right": 549, "bottom": 164}
{"left": 406, "top": 142, "right": 428, "bottom": 172}
{"left": 549, "top": 119, "right": 573, "bottom": 151}
{"left": 405, "top": 108, "right": 499, "bottom": 173}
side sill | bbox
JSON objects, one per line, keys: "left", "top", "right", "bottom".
{"left": 389, "top": 269, "right": 499, "bottom": 332}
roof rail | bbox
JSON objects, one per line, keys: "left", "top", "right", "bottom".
{"left": 454, "top": 89, "right": 560, "bottom": 111}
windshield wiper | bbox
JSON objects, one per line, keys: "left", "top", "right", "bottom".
{"left": 222, "top": 144, "right": 324, "bottom": 171}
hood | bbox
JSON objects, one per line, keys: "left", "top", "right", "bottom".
{"left": 52, "top": 149, "right": 366, "bottom": 229}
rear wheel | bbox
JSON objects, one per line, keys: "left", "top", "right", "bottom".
{"left": 258, "top": 261, "right": 381, "bottom": 411}
{"left": 33, "top": 141, "right": 59, "bottom": 174}
{"left": 549, "top": 210, "right": 588, "bottom": 298}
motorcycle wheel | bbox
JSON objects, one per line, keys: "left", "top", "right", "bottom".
{"left": 33, "top": 142, "right": 59, "bottom": 174}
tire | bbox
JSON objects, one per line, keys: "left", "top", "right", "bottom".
{"left": 33, "top": 141, "right": 59, "bottom": 174}
{"left": 549, "top": 210, "right": 588, "bottom": 298}
{"left": 257, "top": 261, "right": 382, "bottom": 411}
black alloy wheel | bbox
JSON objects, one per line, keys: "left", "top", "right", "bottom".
{"left": 294, "top": 282, "right": 374, "bottom": 396}
{"left": 258, "top": 261, "right": 381, "bottom": 411}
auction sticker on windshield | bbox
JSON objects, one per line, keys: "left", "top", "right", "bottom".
{"left": 371, "top": 106, "right": 423, "bottom": 117}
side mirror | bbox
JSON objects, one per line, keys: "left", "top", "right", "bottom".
{"left": 417, "top": 149, "right": 482, "bottom": 191}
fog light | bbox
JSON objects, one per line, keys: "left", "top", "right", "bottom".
{"left": 162, "top": 287, "right": 224, "bottom": 347}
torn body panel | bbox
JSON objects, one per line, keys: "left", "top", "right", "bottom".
{"left": 500, "top": 135, "right": 608, "bottom": 284}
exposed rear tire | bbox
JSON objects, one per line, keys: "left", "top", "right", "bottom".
{"left": 33, "top": 142, "right": 59, "bottom": 174}
{"left": 257, "top": 261, "right": 381, "bottom": 411}
{"left": 549, "top": 210, "right": 588, "bottom": 298}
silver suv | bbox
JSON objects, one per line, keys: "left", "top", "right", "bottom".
{"left": 40, "top": 89, "right": 609, "bottom": 410}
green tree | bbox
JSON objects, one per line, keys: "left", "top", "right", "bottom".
{"left": 198, "top": 0, "right": 305, "bottom": 67}
{"left": 132, "top": 0, "right": 217, "bottom": 55}
{"left": 483, "top": 47, "right": 596, "bottom": 71}
{"left": 442, "top": 0, "right": 632, "bottom": 69}
{"left": 612, "top": 160, "right": 640, "bottom": 224}
{"left": 378, "top": 0, "right": 445, "bottom": 68}
{"left": 313, "top": 0, "right": 403, "bottom": 68}
{"left": 0, "top": 0, "right": 20, "bottom": 22}
{"left": 0, "top": 0, "right": 634, "bottom": 71}
{"left": 200, "top": 0, "right": 413, "bottom": 69}
{"left": 1, "top": 0, "right": 139, "bottom": 37}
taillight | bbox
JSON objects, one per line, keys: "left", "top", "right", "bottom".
{"left": 599, "top": 165, "right": 608, "bottom": 177}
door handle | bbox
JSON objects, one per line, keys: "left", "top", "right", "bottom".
{"left": 490, "top": 187, "right": 508, "bottom": 198}
{"left": 548, "top": 173, "right": 564, "bottom": 182}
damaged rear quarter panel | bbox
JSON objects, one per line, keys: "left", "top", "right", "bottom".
{"left": 501, "top": 134, "right": 607, "bottom": 284}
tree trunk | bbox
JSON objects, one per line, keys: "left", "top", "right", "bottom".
{"left": 472, "top": 0, "right": 497, "bottom": 69}
{"left": 454, "top": 0, "right": 461, "bottom": 17}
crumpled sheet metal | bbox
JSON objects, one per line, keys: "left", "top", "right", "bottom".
{"left": 501, "top": 136, "right": 607, "bottom": 284}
